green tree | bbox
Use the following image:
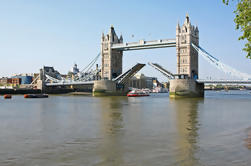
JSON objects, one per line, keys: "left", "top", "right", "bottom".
{"left": 223, "top": 0, "right": 251, "bottom": 58}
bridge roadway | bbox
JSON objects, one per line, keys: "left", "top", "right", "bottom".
{"left": 45, "top": 81, "right": 94, "bottom": 86}
{"left": 111, "top": 39, "right": 176, "bottom": 51}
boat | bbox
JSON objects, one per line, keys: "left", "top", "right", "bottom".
{"left": 24, "top": 94, "right": 49, "bottom": 98}
{"left": 127, "top": 90, "right": 149, "bottom": 97}
{"left": 3, "top": 94, "right": 12, "bottom": 99}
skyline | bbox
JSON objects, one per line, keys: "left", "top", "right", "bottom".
{"left": 0, "top": 0, "right": 250, "bottom": 81}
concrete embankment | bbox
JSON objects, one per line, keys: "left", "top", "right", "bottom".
{"left": 92, "top": 80, "right": 128, "bottom": 96}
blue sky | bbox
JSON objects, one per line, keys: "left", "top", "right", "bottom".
{"left": 0, "top": 0, "right": 250, "bottom": 81}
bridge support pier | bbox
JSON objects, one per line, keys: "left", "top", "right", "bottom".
{"left": 92, "top": 80, "right": 128, "bottom": 96}
{"left": 37, "top": 68, "right": 46, "bottom": 93}
{"left": 169, "top": 79, "right": 204, "bottom": 98}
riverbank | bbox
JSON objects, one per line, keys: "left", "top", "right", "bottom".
{"left": 1, "top": 87, "right": 250, "bottom": 95}
{"left": 0, "top": 89, "right": 41, "bottom": 94}
{"left": 0, "top": 88, "right": 92, "bottom": 95}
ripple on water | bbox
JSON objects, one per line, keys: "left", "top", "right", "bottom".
{"left": 245, "top": 127, "right": 251, "bottom": 149}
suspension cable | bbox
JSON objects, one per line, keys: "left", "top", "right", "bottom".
{"left": 192, "top": 43, "right": 251, "bottom": 80}
{"left": 80, "top": 53, "right": 101, "bottom": 73}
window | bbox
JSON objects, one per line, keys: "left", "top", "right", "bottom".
{"left": 104, "top": 54, "right": 109, "bottom": 59}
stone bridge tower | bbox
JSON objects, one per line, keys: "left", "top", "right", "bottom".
{"left": 176, "top": 14, "right": 199, "bottom": 79}
{"left": 101, "top": 26, "right": 123, "bottom": 80}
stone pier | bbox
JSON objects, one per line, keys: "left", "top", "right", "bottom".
{"left": 92, "top": 80, "right": 128, "bottom": 96}
{"left": 169, "top": 78, "right": 204, "bottom": 98}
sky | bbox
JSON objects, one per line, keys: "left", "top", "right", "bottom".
{"left": 0, "top": 0, "right": 250, "bottom": 81}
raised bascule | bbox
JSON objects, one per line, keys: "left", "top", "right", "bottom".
{"left": 36, "top": 14, "right": 251, "bottom": 97}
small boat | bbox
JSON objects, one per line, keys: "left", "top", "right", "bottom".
{"left": 24, "top": 94, "right": 49, "bottom": 98}
{"left": 127, "top": 90, "right": 149, "bottom": 97}
{"left": 3, "top": 94, "right": 12, "bottom": 99}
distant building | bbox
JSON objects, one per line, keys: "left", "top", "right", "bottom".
{"left": 12, "top": 76, "right": 32, "bottom": 84}
{"left": 162, "top": 82, "right": 169, "bottom": 89}
{"left": 71, "top": 64, "right": 80, "bottom": 75}
{"left": 153, "top": 79, "right": 160, "bottom": 88}
{"left": 0, "top": 77, "right": 12, "bottom": 85}
{"left": 11, "top": 78, "right": 21, "bottom": 86}
{"left": 42, "top": 66, "right": 61, "bottom": 80}
{"left": 128, "top": 73, "right": 156, "bottom": 89}
{"left": 0, "top": 77, "right": 22, "bottom": 87}
{"left": 68, "top": 64, "right": 80, "bottom": 80}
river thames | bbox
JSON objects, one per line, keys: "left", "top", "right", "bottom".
{"left": 0, "top": 90, "right": 251, "bottom": 166}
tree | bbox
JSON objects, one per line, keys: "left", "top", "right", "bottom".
{"left": 223, "top": 0, "right": 251, "bottom": 59}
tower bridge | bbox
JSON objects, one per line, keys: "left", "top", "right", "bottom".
{"left": 100, "top": 14, "right": 199, "bottom": 82}
{"left": 95, "top": 14, "right": 202, "bottom": 97}
{"left": 36, "top": 14, "right": 251, "bottom": 97}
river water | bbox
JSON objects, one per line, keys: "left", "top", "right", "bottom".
{"left": 0, "top": 90, "right": 251, "bottom": 166}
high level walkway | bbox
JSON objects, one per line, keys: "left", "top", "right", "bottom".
{"left": 111, "top": 39, "right": 176, "bottom": 51}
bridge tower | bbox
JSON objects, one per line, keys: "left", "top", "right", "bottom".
{"left": 37, "top": 67, "right": 46, "bottom": 93}
{"left": 169, "top": 15, "right": 204, "bottom": 98}
{"left": 101, "top": 26, "right": 123, "bottom": 80}
{"left": 176, "top": 14, "right": 199, "bottom": 79}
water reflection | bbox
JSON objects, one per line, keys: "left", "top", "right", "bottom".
{"left": 98, "top": 97, "right": 126, "bottom": 135}
{"left": 246, "top": 127, "right": 251, "bottom": 149}
{"left": 2, "top": 93, "right": 251, "bottom": 165}
{"left": 97, "top": 97, "right": 127, "bottom": 166}
{"left": 169, "top": 98, "right": 203, "bottom": 166}
{"left": 96, "top": 95, "right": 204, "bottom": 166}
